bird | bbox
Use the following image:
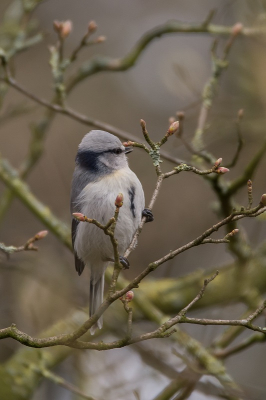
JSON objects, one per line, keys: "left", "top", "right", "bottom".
{"left": 71, "top": 130, "right": 153, "bottom": 334}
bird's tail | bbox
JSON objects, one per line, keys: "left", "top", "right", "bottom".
{"left": 89, "top": 273, "right": 104, "bottom": 335}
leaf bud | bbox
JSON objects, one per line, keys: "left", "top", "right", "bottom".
{"left": 214, "top": 158, "right": 223, "bottom": 168}
{"left": 53, "top": 20, "right": 72, "bottom": 39}
{"left": 35, "top": 230, "right": 48, "bottom": 240}
{"left": 238, "top": 109, "right": 244, "bottom": 119}
{"left": 260, "top": 194, "right": 266, "bottom": 206}
{"left": 96, "top": 36, "right": 106, "bottom": 43}
{"left": 167, "top": 121, "right": 179, "bottom": 136}
{"left": 216, "top": 167, "right": 230, "bottom": 174}
{"left": 73, "top": 212, "right": 86, "bottom": 221}
{"left": 232, "top": 23, "right": 243, "bottom": 36}
{"left": 61, "top": 20, "right": 72, "bottom": 38}
{"left": 115, "top": 193, "right": 124, "bottom": 208}
{"left": 123, "top": 141, "right": 135, "bottom": 147}
{"left": 125, "top": 291, "right": 134, "bottom": 302}
{"left": 176, "top": 111, "right": 185, "bottom": 120}
{"left": 88, "top": 20, "right": 97, "bottom": 33}
{"left": 168, "top": 117, "right": 175, "bottom": 125}
{"left": 140, "top": 119, "right": 147, "bottom": 130}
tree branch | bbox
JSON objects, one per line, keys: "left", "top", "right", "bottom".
{"left": 35, "top": 366, "right": 97, "bottom": 400}
{"left": 0, "top": 230, "right": 48, "bottom": 256}
{"left": 66, "top": 19, "right": 266, "bottom": 91}
{"left": 0, "top": 156, "right": 71, "bottom": 250}
{"left": 0, "top": 65, "right": 185, "bottom": 166}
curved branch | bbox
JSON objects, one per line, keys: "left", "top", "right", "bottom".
{"left": 66, "top": 20, "right": 266, "bottom": 91}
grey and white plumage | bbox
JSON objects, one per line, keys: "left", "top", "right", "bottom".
{"left": 71, "top": 130, "right": 145, "bottom": 333}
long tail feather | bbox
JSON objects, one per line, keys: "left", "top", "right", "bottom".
{"left": 89, "top": 274, "right": 104, "bottom": 335}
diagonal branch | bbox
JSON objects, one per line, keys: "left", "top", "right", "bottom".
{"left": 0, "top": 68, "right": 185, "bottom": 166}
{"left": 33, "top": 366, "right": 97, "bottom": 400}
{"left": 0, "top": 156, "right": 71, "bottom": 249}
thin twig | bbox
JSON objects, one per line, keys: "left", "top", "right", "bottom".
{"left": 214, "top": 332, "right": 266, "bottom": 359}
{"left": 66, "top": 20, "right": 266, "bottom": 91}
{"left": 228, "top": 140, "right": 266, "bottom": 195}
{"left": 225, "top": 109, "right": 244, "bottom": 168}
{"left": 0, "top": 67, "right": 185, "bottom": 166}
{"left": 0, "top": 230, "right": 48, "bottom": 256}
{"left": 192, "top": 26, "right": 241, "bottom": 154}
{"left": 0, "top": 157, "right": 72, "bottom": 250}
{"left": 36, "top": 367, "right": 97, "bottom": 400}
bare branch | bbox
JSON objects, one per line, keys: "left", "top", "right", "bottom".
{"left": 66, "top": 19, "right": 266, "bottom": 91}
{"left": 214, "top": 332, "right": 266, "bottom": 359}
{"left": 225, "top": 109, "right": 244, "bottom": 168}
{"left": 35, "top": 367, "right": 97, "bottom": 400}
{"left": 178, "top": 271, "right": 219, "bottom": 315}
{"left": 0, "top": 156, "right": 72, "bottom": 250}
{"left": 228, "top": 140, "right": 266, "bottom": 195}
{"left": 0, "top": 66, "right": 185, "bottom": 166}
{"left": 0, "top": 230, "right": 48, "bottom": 256}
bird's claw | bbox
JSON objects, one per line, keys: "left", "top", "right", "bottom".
{"left": 119, "top": 256, "right": 130, "bottom": 269}
{"left": 142, "top": 208, "right": 154, "bottom": 223}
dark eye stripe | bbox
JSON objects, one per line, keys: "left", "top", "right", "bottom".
{"left": 112, "top": 148, "right": 123, "bottom": 155}
{"left": 103, "top": 148, "right": 123, "bottom": 155}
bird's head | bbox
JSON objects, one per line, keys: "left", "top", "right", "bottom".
{"left": 76, "top": 130, "right": 133, "bottom": 172}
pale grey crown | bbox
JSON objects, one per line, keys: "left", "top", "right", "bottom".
{"left": 78, "top": 130, "right": 124, "bottom": 153}
{"left": 76, "top": 130, "right": 129, "bottom": 173}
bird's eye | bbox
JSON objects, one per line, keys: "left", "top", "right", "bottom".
{"left": 113, "top": 148, "right": 123, "bottom": 155}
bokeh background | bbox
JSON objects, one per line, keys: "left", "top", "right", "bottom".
{"left": 1, "top": 0, "right": 266, "bottom": 399}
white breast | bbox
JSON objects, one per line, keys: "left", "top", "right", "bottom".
{"left": 74, "top": 167, "right": 145, "bottom": 267}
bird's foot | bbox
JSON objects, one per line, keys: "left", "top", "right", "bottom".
{"left": 142, "top": 208, "right": 154, "bottom": 223}
{"left": 119, "top": 256, "right": 130, "bottom": 269}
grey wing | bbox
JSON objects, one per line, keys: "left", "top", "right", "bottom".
{"left": 70, "top": 167, "right": 94, "bottom": 276}
{"left": 72, "top": 218, "right": 85, "bottom": 276}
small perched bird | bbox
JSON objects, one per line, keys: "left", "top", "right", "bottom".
{"left": 71, "top": 130, "right": 153, "bottom": 333}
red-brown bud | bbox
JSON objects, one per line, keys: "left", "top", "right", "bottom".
{"left": 115, "top": 193, "right": 124, "bottom": 208}
{"left": 232, "top": 23, "right": 243, "bottom": 36}
{"left": 125, "top": 291, "right": 134, "bottom": 302}
{"left": 53, "top": 20, "right": 72, "bottom": 38}
{"left": 96, "top": 36, "right": 106, "bottom": 43}
{"left": 35, "top": 230, "right": 48, "bottom": 240}
{"left": 53, "top": 20, "right": 61, "bottom": 32}
{"left": 123, "top": 141, "right": 135, "bottom": 147}
{"left": 88, "top": 20, "right": 97, "bottom": 33}
{"left": 140, "top": 119, "right": 146, "bottom": 129}
{"left": 214, "top": 158, "right": 223, "bottom": 168}
{"left": 167, "top": 121, "right": 179, "bottom": 136}
{"left": 176, "top": 111, "right": 185, "bottom": 120}
{"left": 216, "top": 167, "right": 230, "bottom": 174}
{"left": 238, "top": 109, "right": 244, "bottom": 119}
{"left": 260, "top": 194, "right": 266, "bottom": 206}
{"left": 72, "top": 212, "right": 86, "bottom": 221}
{"left": 168, "top": 117, "right": 175, "bottom": 125}
{"left": 61, "top": 20, "right": 72, "bottom": 38}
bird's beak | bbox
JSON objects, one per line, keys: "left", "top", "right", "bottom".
{"left": 125, "top": 147, "right": 133, "bottom": 154}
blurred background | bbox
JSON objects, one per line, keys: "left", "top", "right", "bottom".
{"left": 1, "top": 0, "right": 266, "bottom": 399}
